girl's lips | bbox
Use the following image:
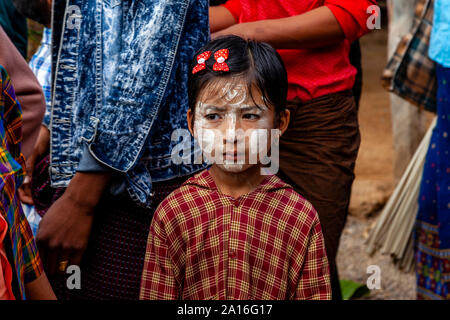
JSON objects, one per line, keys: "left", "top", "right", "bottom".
{"left": 223, "top": 152, "right": 245, "bottom": 161}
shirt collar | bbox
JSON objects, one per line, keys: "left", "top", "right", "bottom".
{"left": 184, "top": 168, "right": 292, "bottom": 193}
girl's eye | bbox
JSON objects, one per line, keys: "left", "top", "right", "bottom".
{"left": 242, "top": 114, "right": 260, "bottom": 120}
{"left": 205, "top": 114, "right": 221, "bottom": 121}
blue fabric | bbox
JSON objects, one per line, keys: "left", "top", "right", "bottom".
{"left": 429, "top": 0, "right": 450, "bottom": 68}
{"left": 49, "top": 0, "right": 209, "bottom": 206}
{"left": 21, "top": 204, "right": 41, "bottom": 237}
{"left": 415, "top": 65, "right": 450, "bottom": 299}
{"left": 416, "top": 65, "right": 450, "bottom": 248}
{"left": 29, "top": 28, "right": 52, "bottom": 127}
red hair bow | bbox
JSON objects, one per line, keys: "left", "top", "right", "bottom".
{"left": 192, "top": 51, "right": 212, "bottom": 74}
{"left": 213, "top": 49, "right": 229, "bottom": 72}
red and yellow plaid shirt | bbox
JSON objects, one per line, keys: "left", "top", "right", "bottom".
{"left": 140, "top": 169, "right": 331, "bottom": 300}
{"left": 0, "top": 66, "right": 43, "bottom": 299}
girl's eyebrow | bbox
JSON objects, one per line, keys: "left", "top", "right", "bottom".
{"left": 240, "top": 104, "right": 266, "bottom": 112}
{"left": 201, "top": 105, "right": 227, "bottom": 113}
{"left": 199, "top": 104, "right": 267, "bottom": 113}
{"left": 240, "top": 104, "right": 268, "bottom": 112}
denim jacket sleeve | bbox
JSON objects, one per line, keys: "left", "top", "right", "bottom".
{"left": 77, "top": 143, "right": 110, "bottom": 172}
{"left": 86, "top": 0, "right": 206, "bottom": 173}
{"left": 49, "top": 0, "right": 209, "bottom": 188}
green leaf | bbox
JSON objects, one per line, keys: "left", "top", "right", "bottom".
{"left": 340, "top": 279, "right": 371, "bottom": 300}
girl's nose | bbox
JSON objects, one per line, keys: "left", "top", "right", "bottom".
{"left": 222, "top": 115, "right": 242, "bottom": 130}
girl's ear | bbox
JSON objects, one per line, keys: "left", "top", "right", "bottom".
{"left": 278, "top": 109, "right": 290, "bottom": 136}
{"left": 187, "top": 109, "right": 195, "bottom": 136}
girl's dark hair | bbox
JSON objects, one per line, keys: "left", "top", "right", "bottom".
{"left": 188, "top": 35, "right": 288, "bottom": 118}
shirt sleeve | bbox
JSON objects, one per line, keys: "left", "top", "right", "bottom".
{"left": 294, "top": 219, "right": 332, "bottom": 300}
{"left": 222, "top": 0, "right": 242, "bottom": 22}
{"left": 21, "top": 215, "right": 44, "bottom": 286}
{"left": 325, "top": 0, "right": 378, "bottom": 42}
{"left": 1, "top": 66, "right": 43, "bottom": 299}
{"left": 140, "top": 206, "right": 180, "bottom": 300}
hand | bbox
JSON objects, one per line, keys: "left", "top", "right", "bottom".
{"left": 36, "top": 172, "right": 110, "bottom": 275}
{"left": 18, "top": 125, "right": 50, "bottom": 205}
{"left": 36, "top": 191, "right": 95, "bottom": 275}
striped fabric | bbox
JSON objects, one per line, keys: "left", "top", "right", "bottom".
{"left": 140, "top": 169, "right": 331, "bottom": 300}
{"left": 0, "top": 65, "right": 43, "bottom": 299}
{"left": 29, "top": 28, "right": 52, "bottom": 111}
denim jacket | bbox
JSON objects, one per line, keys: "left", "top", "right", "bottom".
{"left": 48, "top": 0, "right": 209, "bottom": 206}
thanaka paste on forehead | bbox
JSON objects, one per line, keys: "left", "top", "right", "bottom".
{"left": 221, "top": 83, "right": 248, "bottom": 106}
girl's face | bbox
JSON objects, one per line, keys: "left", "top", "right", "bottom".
{"left": 188, "top": 79, "right": 277, "bottom": 174}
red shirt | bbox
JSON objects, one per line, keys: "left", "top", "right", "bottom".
{"left": 140, "top": 169, "right": 331, "bottom": 300}
{"left": 223, "top": 0, "right": 376, "bottom": 102}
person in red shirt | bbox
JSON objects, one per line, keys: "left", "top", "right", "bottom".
{"left": 210, "top": 0, "right": 377, "bottom": 299}
{"left": 140, "top": 36, "right": 331, "bottom": 300}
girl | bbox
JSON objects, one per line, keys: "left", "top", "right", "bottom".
{"left": 140, "top": 36, "right": 331, "bottom": 300}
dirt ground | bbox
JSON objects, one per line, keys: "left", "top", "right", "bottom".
{"left": 336, "top": 27, "right": 417, "bottom": 299}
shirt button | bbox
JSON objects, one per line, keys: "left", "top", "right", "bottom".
{"left": 229, "top": 249, "right": 237, "bottom": 259}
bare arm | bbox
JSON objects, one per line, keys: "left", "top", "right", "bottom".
{"left": 209, "top": 6, "right": 237, "bottom": 33}
{"left": 212, "top": 6, "right": 345, "bottom": 49}
{"left": 25, "top": 272, "right": 57, "bottom": 300}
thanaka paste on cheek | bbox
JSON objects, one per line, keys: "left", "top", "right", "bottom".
{"left": 193, "top": 86, "right": 274, "bottom": 173}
